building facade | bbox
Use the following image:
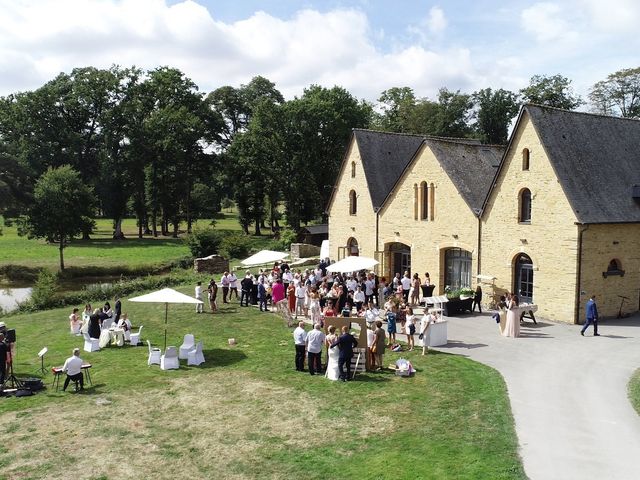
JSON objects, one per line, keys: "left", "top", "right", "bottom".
{"left": 327, "top": 105, "right": 640, "bottom": 323}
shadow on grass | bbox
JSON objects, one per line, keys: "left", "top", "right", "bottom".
{"left": 68, "top": 238, "right": 184, "bottom": 249}
{"left": 195, "top": 348, "right": 247, "bottom": 369}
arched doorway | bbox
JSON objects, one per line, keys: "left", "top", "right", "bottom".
{"left": 347, "top": 237, "right": 359, "bottom": 256}
{"left": 514, "top": 253, "right": 533, "bottom": 303}
{"left": 444, "top": 248, "right": 472, "bottom": 289}
{"left": 385, "top": 242, "right": 411, "bottom": 280}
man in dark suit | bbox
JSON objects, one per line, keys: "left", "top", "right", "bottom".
{"left": 331, "top": 326, "right": 358, "bottom": 381}
{"left": 114, "top": 296, "right": 122, "bottom": 323}
{"left": 581, "top": 294, "right": 600, "bottom": 336}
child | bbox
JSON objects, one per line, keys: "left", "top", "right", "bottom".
{"left": 405, "top": 307, "right": 415, "bottom": 351}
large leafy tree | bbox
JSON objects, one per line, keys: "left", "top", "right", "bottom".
{"left": 520, "top": 74, "right": 583, "bottom": 110}
{"left": 282, "top": 85, "right": 372, "bottom": 229}
{"left": 473, "top": 88, "right": 520, "bottom": 144}
{"left": 589, "top": 67, "right": 640, "bottom": 118}
{"left": 374, "top": 87, "right": 473, "bottom": 137}
{"left": 19, "top": 165, "right": 95, "bottom": 270}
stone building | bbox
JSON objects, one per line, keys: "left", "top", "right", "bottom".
{"left": 327, "top": 105, "right": 640, "bottom": 323}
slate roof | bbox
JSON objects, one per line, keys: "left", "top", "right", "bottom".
{"left": 300, "top": 224, "right": 328, "bottom": 235}
{"left": 352, "top": 128, "right": 500, "bottom": 215}
{"left": 526, "top": 105, "right": 640, "bottom": 224}
{"left": 425, "top": 139, "right": 503, "bottom": 214}
{"left": 353, "top": 129, "right": 424, "bottom": 210}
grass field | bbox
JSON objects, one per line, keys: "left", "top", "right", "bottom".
{"left": 0, "top": 286, "right": 525, "bottom": 480}
{"left": 0, "top": 214, "right": 253, "bottom": 273}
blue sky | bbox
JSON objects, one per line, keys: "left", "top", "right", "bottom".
{"left": 0, "top": 0, "right": 638, "bottom": 106}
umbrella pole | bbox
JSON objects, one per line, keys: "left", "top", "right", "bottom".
{"left": 164, "top": 303, "right": 168, "bottom": 351}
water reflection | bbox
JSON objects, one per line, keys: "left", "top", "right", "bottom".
{"left": 0, "top": 287, "right": 32, "bottom": 312}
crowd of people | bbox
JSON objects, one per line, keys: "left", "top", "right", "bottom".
{"left": 195, "top": 261, "right": 436, "bottom": 319}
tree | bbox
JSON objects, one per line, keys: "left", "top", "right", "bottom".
{"left": 375, "top": 87, "right": 417, "bottom": 132}
{"left": 589, "top": 67, "right": 640, "bottom": 117}
{"left": 473, "top": 88, "right": 520, "bottom": 144}
{"left": 282, "top": 85, "right": 372, "bottom": 229}
{"left": 19, "top": 165, "right": 95, "bottom": 270}
{"left": 520, "top": 74, "right": 583, "bottom": 110}
{"left": 0, "top": 142, "right": 31, "bottom": 218}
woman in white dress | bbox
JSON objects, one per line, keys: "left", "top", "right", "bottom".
{"left": 325, "top": 325, "right": 340, "bottom": 381}
{"left": 309, "top": 287, "right": 322, "bottom": 325}
{"left": 503, "top": 294, "right": 521, "bottom": 338}
{"left": 420, "top": 311, "right": 435, "bottom": 355}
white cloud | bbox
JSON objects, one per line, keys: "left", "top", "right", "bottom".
{"left": 520, "top": 2, "right": 578, "bottom": 43}
{"left": 426, "top": 6, "right": 447, "bottom": 35}
{"left": 580, "top": 0, "right": 640, "bottom": 32}
{"left": 0, "top": 0, "right": 487, "bottom": 101}
{"left": 0, "top": 0, "right": 629, "bottom": 105}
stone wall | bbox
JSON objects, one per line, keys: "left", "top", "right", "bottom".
{"left": 290, "top": 243, "right": 320, "bottom": 260}
{"left": 194, "top": 255, "right": 229, "bottom": 274}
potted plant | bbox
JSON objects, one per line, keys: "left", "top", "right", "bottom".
{"left": 443, "top": 287, "right": 473, "bottom": 316}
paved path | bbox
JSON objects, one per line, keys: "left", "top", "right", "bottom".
{"left": 432, "top": 313, "right": 640, "bottom": 480}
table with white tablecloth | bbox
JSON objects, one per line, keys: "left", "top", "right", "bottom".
{"left": 99, "top": 327, "right": 125, "bottom": 348}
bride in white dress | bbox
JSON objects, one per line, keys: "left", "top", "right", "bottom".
{"left": 325, "top": 325, "right": 340, "bottom": 381}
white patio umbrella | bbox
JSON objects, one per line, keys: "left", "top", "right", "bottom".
{"left": 129, "top": 287, "right": 203, "bottom": 350}
{"left": 240, "top": 250, "right": 289, "bottom": 267}
{"left": 326, "top": 256, "right": 379, "bottom": 273}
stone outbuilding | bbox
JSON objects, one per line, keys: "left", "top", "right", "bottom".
{"left": 327, "top": 105, "right": 640, "bottom": 323}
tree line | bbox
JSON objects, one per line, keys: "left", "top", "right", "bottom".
{"left": 0, "top": 65, "right": 638, "bottom": 261}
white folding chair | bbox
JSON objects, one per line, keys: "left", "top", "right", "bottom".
{"left": 187, "top": 341, "right": 205, "bottom": 366}
{"left": 83, "top": 333, "right": 100, "bottom": 352}
{"left": 179, "top": 334, "right": 195, "bottom": 360}
{"left": 160, "top": 346, "right": 180, "bottom": 370}
{"left": 147, "top": 340, "right": 161, "bottom": 366}
{"left": 129, "top": 326, "right": 143, "bottom": 346}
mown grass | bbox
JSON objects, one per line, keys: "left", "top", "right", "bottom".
{"left": 0, "top": 285, "right": 525, "bottom": 479}
{"left": 629, "top": 369, "right": 640, "bottom": 415}
{"left": 0, "top": 213, "right": 267, "bottom": 275}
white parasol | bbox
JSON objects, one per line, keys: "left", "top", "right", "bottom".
{"left": 326, "top": 256, "right": 378, "bottom": 273}
{"left": 129, "top": 287, "right": 203, "bottom": 350}
{"left": 240, "top": 250, "right": 289, "bottom": 267}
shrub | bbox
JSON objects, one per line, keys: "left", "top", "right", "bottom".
{"left": 29, "top": 270, "right": 59, "bottom": 309}
{"left": 277, "top": 228, "right": 297, "bottom": 251}
{"left": 184, "top": 227, "right": 222, "bottom": 258}
{"left": 219, "top": 233, "right": 251, "bottom": 260}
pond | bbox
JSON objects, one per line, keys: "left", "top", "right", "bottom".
{"left": 0, "top": 286, "right": 32, "bottom": 313}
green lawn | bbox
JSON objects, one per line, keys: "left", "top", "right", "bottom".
{"left": 0, "top": 214, "right": 248, "bottom": 272}
{"left": 0, "top": 285, "right": 525, "bottom": 479}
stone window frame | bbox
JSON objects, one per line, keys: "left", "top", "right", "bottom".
{"left": 420, "top": 181, "right": 429, "bottom": 220}
{"left": 522, "top": 148, "right": 530, "bottom": 171}
{"left": 603, "top": 258, "right": 625, "bottom": 278}
{"left": 349, "top": 190, "right": 357, "bottom": 215}
{"left": 518, "top": 188, "right": 532, "bottom": 224}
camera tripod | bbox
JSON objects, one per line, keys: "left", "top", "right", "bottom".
{"left": 2, "top": 351, "right": 23, "bottom": 390}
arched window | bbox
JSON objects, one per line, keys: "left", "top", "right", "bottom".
{"left": 603, "top": 258, "right": 625, "bottom": 278}
{"left": 514, "top": 253, "right": 534, "bottom": 303}
{"left": 420, "top": 181, "right": 428, "bottom": 220}
{"left": 351, "top": 161, "right": 356, "bottom": 178}
{"left": 349, "top": 190, "right": 357, "bottom": 215}
{"left": 519, "top": 188, "right": 531, "bottom": 223}
{"left": 429, "top": 182, "right": 435, "bottom": 220}
{"left": 522, "top": 148, "right": 530, "bottom": 170}
{"left": 347, "top": 237, "right": 359, "bottom": 256}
